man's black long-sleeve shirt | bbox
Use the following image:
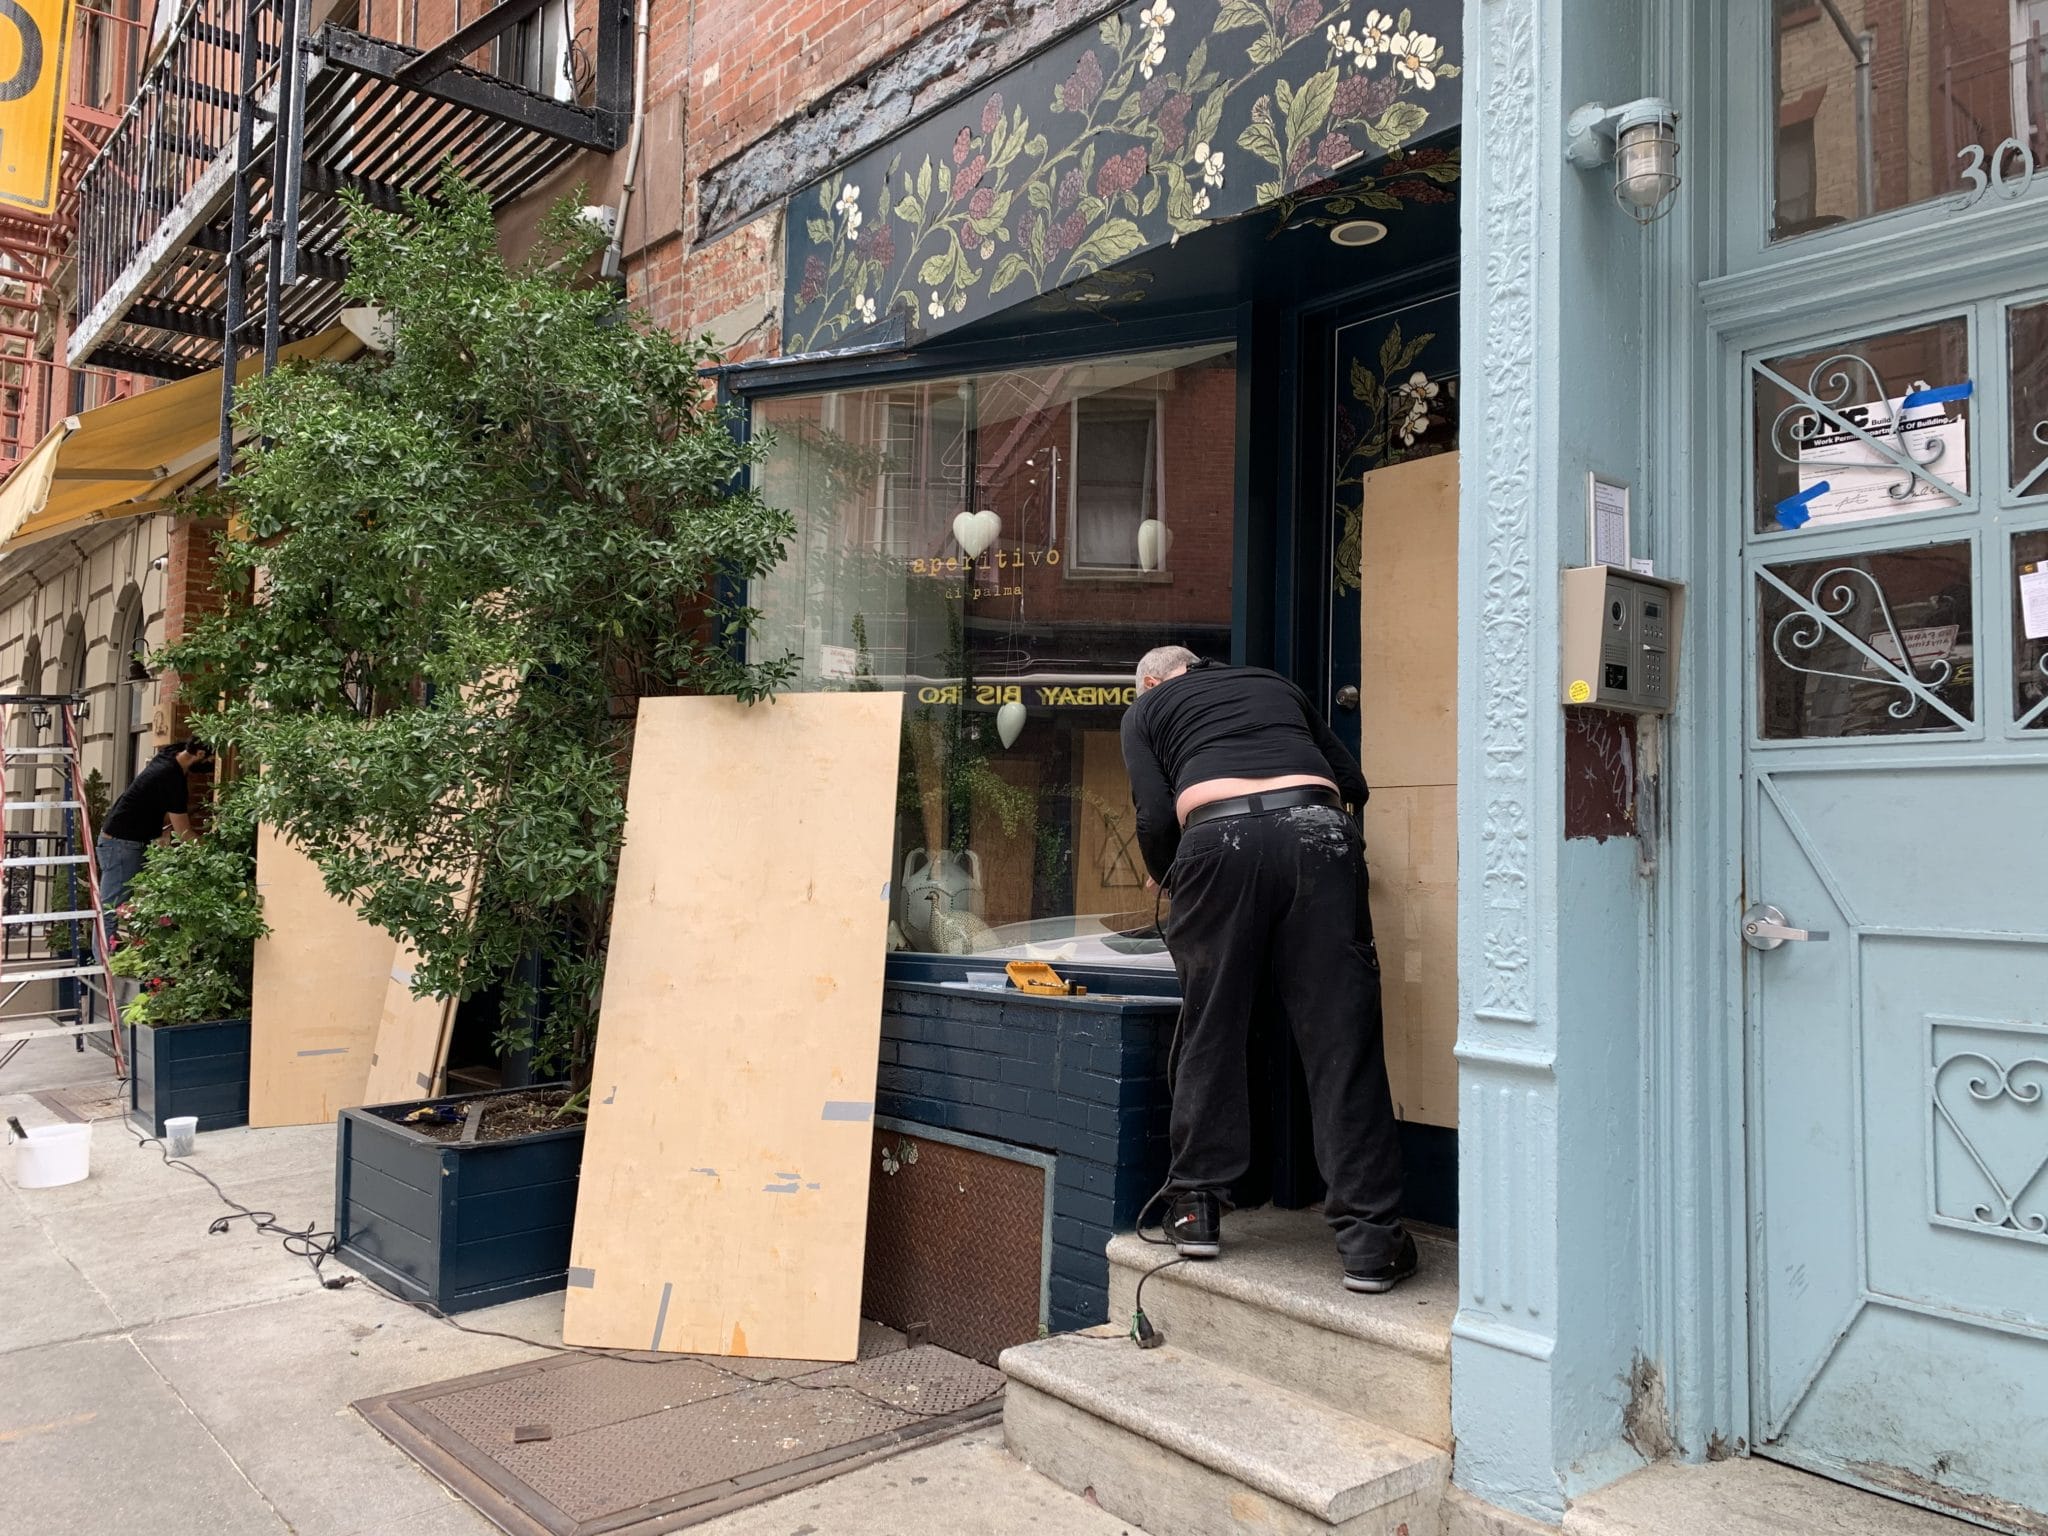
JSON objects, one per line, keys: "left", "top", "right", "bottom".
{"left": 1119, "top": 661, "right": 1369, "bottom": 883}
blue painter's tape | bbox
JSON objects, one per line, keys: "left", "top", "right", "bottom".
{"left": 1776, "top": 482, "right": 1827, "bottom": 530}
{"left": 1901, "top": 380, "right": 1973, "bottom": 409}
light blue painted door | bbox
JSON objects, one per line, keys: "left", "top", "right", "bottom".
{"left": 1746, "top": 298, "right": 2048, "bottom": 1532}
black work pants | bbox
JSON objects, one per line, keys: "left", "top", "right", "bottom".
{"left": 1162, "top": 801, "right": 1406, "bottom": 1270}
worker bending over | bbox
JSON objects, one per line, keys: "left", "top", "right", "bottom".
{"left": 1120, "top": 646, "right": 1414, "bottom": 1293}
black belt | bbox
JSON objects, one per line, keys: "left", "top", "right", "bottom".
{"left": 1184, "top": 787, "right": 1342, "bottom": 828}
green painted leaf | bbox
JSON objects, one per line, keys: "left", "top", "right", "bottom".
{"left": 1069, "top": 216, "right": 1148, "bottom": 272}
{"left": 1379, "top": 321, "right": 1405, "bottom": 375}
{"left": 990, "top": 252, "right": 1033, "bottom": 296}
{"left": 1276, "top": 78, "right": 1294, "bottom": 118}
{"left": 1194, "top": 86, "right": 1227, "bottom": 152}
{"left": 895, "top": 194, "right": 924, "bottom": 223}
{"left": 1248, "top": 32, "right": 1282, "bottom": 65}
{"left": 1420, "top": 160, "right": 1462, "bottom": 184}
{"left": 1140, "top": 183, "right": 1162, "bottom": 218}
{"left": 805, "top": 218, "right": 832, "bottom": 244}
{"left": 916, "top": 157, "right": 932, "bottom": 203}
{"left": 1397, "top": 332, "right": 1436, "bottom": 372}
{"left": 1026, "top": 178, "right": 1052, "bottom": 212}
{"left": 1360, "top": 188, "right": 1404, "bottom": 210}
{"left": 1255, "top": 178, "right": 1283, "bottom": 204}
{"left": 1101, "top": 14, "right": 1129, "bottom": 49}
{"left": 1023, "top": 133, "right": 1049, "bottom": 156}
{"left": 1215, "top": 0, "right": 1264, "bottom": 28}
{"left": 1238, "top": 114, "right": 1283, "bottom": 167}
{"left": 1184, "top": 39, "right": 1208, "bottom": 87}
{"left": 1080, "top": 194, "right": 1108, "bottom": 223}
{"left": 920, "top": 248, "right": 955, "bottom": 287}
{"left": 1369, "top": 100, "right": 1430, "bottom": 151}
{"left": 1286, "top": 66, "right": 1340, "bottom": 147}
{"left": 1030, "top": 215, "right": 1048, "bottom": 264}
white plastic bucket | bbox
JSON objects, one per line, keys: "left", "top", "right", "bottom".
{"left": 11, "top": 1121, "right": 92, "bottom": 1188}
{"left": 164, "top": 1115, "right": 197, "bottom": 1158}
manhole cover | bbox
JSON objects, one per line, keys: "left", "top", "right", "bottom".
{"left": 356, "top": 1324, "right": 1003, "bottom": 1535}
{"left": 33, "top": 1081, "right": 126, "bottom": 1123}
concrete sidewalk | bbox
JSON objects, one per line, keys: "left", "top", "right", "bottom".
{"left": 2, "top": 1036, "right": 1130, "bottom": 1536}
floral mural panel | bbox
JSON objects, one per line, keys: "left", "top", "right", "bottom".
{"left": 1332, "top": 293, "right": 1458, "bottom": 594}
{"left": 783, "top": 1, "right": 1464, "bottom": 353}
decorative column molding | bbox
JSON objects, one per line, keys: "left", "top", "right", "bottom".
{"left": 1455, "top": 0, "right": 1570, "bottom": 1520}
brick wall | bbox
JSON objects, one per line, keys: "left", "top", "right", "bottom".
{"left": 875, "top": 982, "right": 1175, "bottom": 1330}
{"left": 158, "top": 515, "right": 227, "bottom": 742}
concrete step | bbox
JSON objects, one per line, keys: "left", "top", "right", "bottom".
{"left": 1564, "top": 1459, "right": 1991, "bottom": 1535}
{"left": 1107, "top": 1206, "right": 1455, "bottom": 1446}
{"left": 1001, "top": 1329, "right": 1449, "bottom": 1536}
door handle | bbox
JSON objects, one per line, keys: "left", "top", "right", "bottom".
{"left": 1334, "top": 685, "right": 1361, "bottom": 711}
{"left": 1741, "top": 902, "right": 1830, "bottom": 951}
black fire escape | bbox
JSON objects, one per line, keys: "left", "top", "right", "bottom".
{"left": 65, "top": 0, "right": 631, "bottom": 472}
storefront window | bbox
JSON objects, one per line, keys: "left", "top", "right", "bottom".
{"left": 751, "top": 344, "right": 1237, "bottom": 968}
{"left": 1772, "top": 0, "right": 2048, "bottom": 240}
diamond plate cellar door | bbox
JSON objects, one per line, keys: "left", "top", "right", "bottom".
{"left": 1745, "top": 303, "right": 2048, "bottom": 1531}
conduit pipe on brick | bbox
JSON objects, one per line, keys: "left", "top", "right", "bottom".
{"left": 601, "top": 0, "right": 652, "bottom": 283}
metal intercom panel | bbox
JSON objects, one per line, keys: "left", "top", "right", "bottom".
{"left": 1560, "top": 566, "right": 1684, "bottom": 714}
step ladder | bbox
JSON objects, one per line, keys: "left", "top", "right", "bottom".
{"left": 0, "top": 694, "right": 125, "bottom": 1078}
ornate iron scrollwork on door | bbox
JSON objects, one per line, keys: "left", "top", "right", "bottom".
{"left": 1767, "top": 354, "right": 1956, "bottom": 505}
{"left": 1933, "top": 1044, "right": 2048, "bottom": 1242}
{"left": 1760, "top": 562, "right": 1970, "bottom": 729}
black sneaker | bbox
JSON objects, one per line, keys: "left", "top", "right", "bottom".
{"left": 1166, "top": 1191, "right": 1221, "bottom": 1258}
{"left": 1342, "top": 1231, "right": 1418, "bottom": 1294}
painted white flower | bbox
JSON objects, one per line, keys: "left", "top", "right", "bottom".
{"left": 1391, "top": 30, "right": 1441, "bottom": 90}
{"left": 835, "top": 182, "right": 863, "bottom": 237}
{"left": 855, "top": 294, "right": 877, "bottom": 325}
{"left": 1193, "top": 142, "right": 1226, "bottom": 187}
{"left": 928, "top": 291, "right": 947, "bottom": 320}
{"left": 1139, "top": 3, "right": 1174, "bottom": 29}
{"left": 1190, "top": 187, "right": 1212, "bottom": 216}
{"left": 1396, "top": 371, "right": 1441, "bottom": 403}
{"left": 1361, "top": 9, "right": 1396, "bottom": 59}
{"left": 1141, "top": 34, "right": 1168, "bottom": 77}
{"left": 1326, "top": 19, "right": 1350, "bottom": 45}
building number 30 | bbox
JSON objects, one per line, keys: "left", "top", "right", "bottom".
{"left": 1956, "top": 138, "right": 2039, "bottom": 211}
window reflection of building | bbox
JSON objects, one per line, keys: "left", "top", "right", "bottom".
{"left": 1774, "top": 0, "right": 2048, "bottom": 240}
{"left": 752, "top": 345, "right": 1236, "bottom": 969}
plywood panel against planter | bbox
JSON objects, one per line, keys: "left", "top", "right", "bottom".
{"left": 1358, "top": 451, "right": 1457, "bottom": 1130}
{"left": 563, "top": 693, "right": 902, "bottom": 1361}
{"left": 248, "top": 827, "right": 394, "bottom": 1127}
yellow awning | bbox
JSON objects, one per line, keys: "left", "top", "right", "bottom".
{"left": 0, "top": 326, "right": 367, "bottom": 553}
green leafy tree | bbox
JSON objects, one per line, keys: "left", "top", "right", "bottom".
{"left": 108, "top": 787, "right": 268, "bottom": 1025}
{"left": 161, "top": 177, "right": 794, "bottom": 1079}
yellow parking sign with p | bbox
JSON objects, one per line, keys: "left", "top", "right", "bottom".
{"left": 0, "top": 0, "right": 73, "bottom": 215}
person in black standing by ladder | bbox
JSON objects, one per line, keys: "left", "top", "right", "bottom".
{"left": 97, "top": 739, "right": 214, "bottom": 937}
{"left": 1120, "top": 646, "right": 1414, "bottom": 1293}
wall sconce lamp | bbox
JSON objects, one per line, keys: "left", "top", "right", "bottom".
{"left": 1566, "top": 97, "right": 1682, "bottom": 225}
{"left": 29, "top": 705, "right": 51, "bottom": 735}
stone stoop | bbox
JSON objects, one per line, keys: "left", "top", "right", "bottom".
{"left": 1562, "top": 1459, "right": 1996, "bottom": 1536}
{"left": 1002, "top": 1332, "right": 1450, "bottom": 1536}
{"left": 1105, "top": 1208, "right": 1456, "bottom": 1447}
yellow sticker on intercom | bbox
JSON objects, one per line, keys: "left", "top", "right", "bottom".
{"left": 1568, "top": 679, "right": 1592, "bottom": 703}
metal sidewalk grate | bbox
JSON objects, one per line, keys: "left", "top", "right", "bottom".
{"left": 355, "top": 1324, "right": 1003, "bottom": 1535}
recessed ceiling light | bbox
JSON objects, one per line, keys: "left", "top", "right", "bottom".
{"left": 1329, "top": 219, "right": 1389, "bottom": 248}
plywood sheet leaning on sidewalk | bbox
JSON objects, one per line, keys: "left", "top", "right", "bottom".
{"left": 563, "top": 693, "right": 902, "bottom": 1360}
{"left": 248, "top": 826, "right": 396, "bottom": 1127}
{"left": 362, "top": 861, "right": 482, "bottom": 1106}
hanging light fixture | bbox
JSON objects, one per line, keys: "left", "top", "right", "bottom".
{"left": 1565, "top": 97, "right": 1682, "bottom": 225}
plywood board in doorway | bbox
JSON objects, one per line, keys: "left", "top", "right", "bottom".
{"left": 1358, "top": 451, "right": 1457, "bottom": 1129}
{"left": 562, "top": 692, "right": 902, "bottom": 1361}
{"left": 361, "top": 946, "right": 457, "bottom": 1107}
{"left": 248, "top": 827, "right": 396, "bottom": 1128}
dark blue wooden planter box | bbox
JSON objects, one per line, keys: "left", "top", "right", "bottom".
{"left": 127, "top": 1018, "right": 250, "bottom": 1137}
{"left": 333, "top": 1088, "right": 583, "bottom": 1313}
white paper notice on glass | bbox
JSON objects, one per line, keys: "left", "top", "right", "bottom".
{"left": 817, "top": 644, "right": 859, "bottom": 680}
{"left": 1590, "top": 474, "right": 1631, "bottom": 567}
{"left": 1792, "top": 392, "right": 1968, "bottom": 528}
{"left": 2020, "top": 561, "right": 2048, "bottom": 642}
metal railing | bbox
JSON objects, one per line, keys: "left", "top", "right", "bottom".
{"left": 0, "top": 357, "right": 132, "bottom": 465}
{"left": 72, "top": 0, "right": 287, "bottom": 327}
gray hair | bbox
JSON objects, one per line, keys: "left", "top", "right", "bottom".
{"left": 1135, "top": 645, "right": 1199, "bottom": 688}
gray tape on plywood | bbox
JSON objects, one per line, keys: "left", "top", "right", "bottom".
{"left": 649, "top": 1280, "right": 673, "bottom": 1350}
{"left": 297, "top": 1046, "right": 348, "bottom": 1057}
{"left": 820, "top": 1100, "right": 873, "bottom": 1122}
{"left": 566, "top": 1267, "right": 596, "bottom": 1288}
